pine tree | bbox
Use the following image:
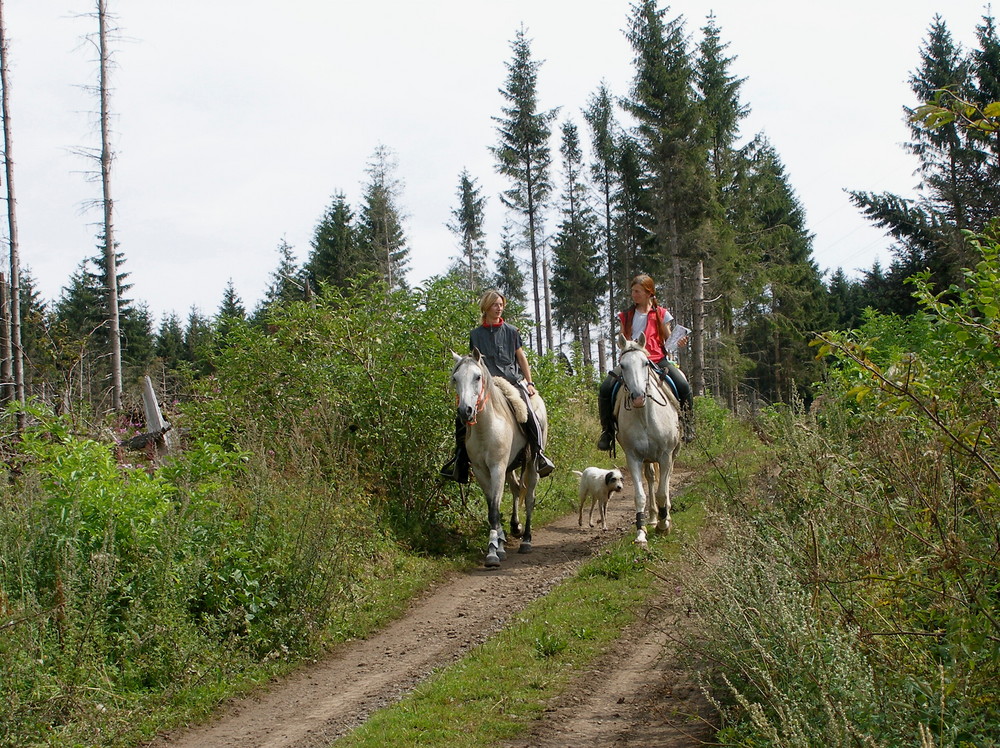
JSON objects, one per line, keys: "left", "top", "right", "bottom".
{"left": 155, "top": 312, "right": 185, "bottom": 370}
{"left": 216, "top": 279, "right": 246, "bottom": 342}
{"left": 493, "top": 221, "right": 528, "bottom": 311}
{"left": 696, "top": 12, "right": 750, "bottom": 403}
{"left": 550, "top": 120, "right": 604, "bottom": 368}
{"left": 447, "top": 169, "right": 489, "bottom": 293}
{"left": 306, "top": 192, "right": 364, "bottom": 291}
{"left": 492, "top": 25, "right": 558, "bottom": 352}
{"left": 253, "top": 238, "right": 305, "bottom": 323}
{"left": 623, "top": 0, "right": 712, "bottom": 312}
{"left": 851, "top": 13, "right": 1000, "bottom": 309}
{"left": 583, "top": 83, "right": 622, "bottom": 353}
{"left": 358, "top": 144, "right": 409, "bottom": 289}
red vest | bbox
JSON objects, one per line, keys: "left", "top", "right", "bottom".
{"left": 620, "top": 305, "right": 669, "bottom": 363}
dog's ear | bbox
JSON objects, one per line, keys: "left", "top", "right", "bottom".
{"left": 605, "top": 471, "right": 615, "bottom": 485}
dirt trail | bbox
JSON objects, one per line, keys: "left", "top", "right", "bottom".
{"left": 149, "top": 471, "right": 714, "bottom": 748}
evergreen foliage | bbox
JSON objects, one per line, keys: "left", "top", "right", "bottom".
{"left": 492, "top": 222, "right": 528, "bottom": 310}
{"left": 446, "top": 169, "right": 489, "bottom": 293}
{"left": 583, "top": 83, "right": 622, "bottom": 341}
{"left": 305, "top": 192, "right": 363, "bottom": 291}
{"left": 549, "top": 120, "right": 605, "bottom": 365}
{"left": 357, "top": 144, "right": 409, "bottom": 290}
{"left": 492, "top": 25, "right": 558, "bottom": 352}
{"left": 850, "top": 11, "right": 1000, "bottom": 310}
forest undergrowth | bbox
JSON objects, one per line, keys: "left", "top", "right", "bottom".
{"left": 0, "top": 278, "right": 597, "bottom": 747}
{"left": 687, "top": 226, "right": 1000, "bottom": 747}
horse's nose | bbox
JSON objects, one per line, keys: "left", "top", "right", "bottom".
{"left": 457, "top": 404, "right": 476, "bottom": 423}
{"left": 631, "top": 394, "right": 646, "bottom": 408}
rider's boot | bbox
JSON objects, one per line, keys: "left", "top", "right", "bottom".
{"left": 596, "top": 376, "right": 616, "bottom": 451}
{"left": 535, "top": 451, "right": 555, "bottom": 478}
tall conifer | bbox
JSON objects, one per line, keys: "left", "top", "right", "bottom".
{"left": 492, "top": 25, "right": 558, "bottom": 352}
{"left": 446, "top": 169, "right": 489, "bottom": 293}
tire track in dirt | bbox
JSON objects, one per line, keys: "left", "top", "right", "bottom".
{"left": 148, "top": 470, "right": 712, "bottom": 748}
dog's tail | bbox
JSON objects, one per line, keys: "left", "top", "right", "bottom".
{"left": 572, "top": 470, "right": 583, "bottom": 477}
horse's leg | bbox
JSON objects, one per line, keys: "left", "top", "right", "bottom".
{"left": 642, "top": 462, "right": 656, "bottom": 523}
{"left": 654, "top": 454, "right": 674, "bottom": 533}
{"left": 484, "top": 466, "right": 507, "bottom": 568}
{"left": 625, "top": 453, "right": 648, "bottom": 547}
{"left": 507, "top": 470, "right": 523, "bottom": 538}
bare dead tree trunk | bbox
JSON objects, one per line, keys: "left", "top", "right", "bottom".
{"left": 542, "top": 256, "right": 553, "bottom": 352}
{"left": 692, "top": 258, "right": 705, "bottom": 397}
{"left": 0, "top": 272, "right": 9, "bottom": 403}
{"left": 97, "top": 0, "right": 122, "bottom": 410}
{"left": 0, "top": 2, "right": 25, "bottom": 426}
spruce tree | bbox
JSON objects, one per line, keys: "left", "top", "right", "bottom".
{"left": 493, "top": 221, "right": 528, "bottom": 311}
{"left": 696, "top": 12, "right": 750, "bottom": 403}
{"left": 306, "top": 192, "right": 363, "bottom": 291}
{"left": 851, "top": 13, "right": 1000, "bottom": 309}
{"left": 446, "top": 169, "right": 489, "bottom": 293}
{"left": 623, "top": 0, "right": 712, "bottom": 312}
{"left": 492, "top": 25, "right": 558, "bottom": 352}
{"left": 253, "top": 238, "right": 305, "bottom": 323}
{"left": 583, "top": 83, "right": 622, "bottom": 352}
{"left": 550, "top": 120, "right": 604, "bottom": 368}
{"left": 736, "top": 142, "right": 830, "bottom": 403}
{"left": 184, "top": 307, "right": 213, "bottom": 375}
{"left": 155, "top": 312, "right": 185, "bottom": 370}
{"left": 216, "top": 279, "right": 246, "bottom": 342}
{"left": 358, "top": 144, "right": 409, "bottom": 289}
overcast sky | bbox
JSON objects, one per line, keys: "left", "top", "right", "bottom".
{"left": 2, "top": 1, "right": 992, "bottom": 322}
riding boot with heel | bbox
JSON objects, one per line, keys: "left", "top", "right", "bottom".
{"left": 439, "top": 420, "right": 470, "bottom": 483}
{"left": 596, "top": 374, "right": 616, "bottom": 452}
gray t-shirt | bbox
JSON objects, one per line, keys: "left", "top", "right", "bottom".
{"left": 469, "top": 322, "right": 523, "bottom": 383}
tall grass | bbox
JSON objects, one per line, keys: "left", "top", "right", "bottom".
{"left": 687, "top": 229, "right": 1000, "bottom": 746}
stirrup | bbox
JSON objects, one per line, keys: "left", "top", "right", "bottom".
{"left": 536, "top": 453, "right": 555, "bottom": 478}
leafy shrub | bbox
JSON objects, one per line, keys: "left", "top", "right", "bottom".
{"left": 694, "top": 227, "right": 1000, "bottom": 746}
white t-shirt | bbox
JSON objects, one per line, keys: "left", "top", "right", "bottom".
{"left": 630, "top": 311, "right": 648, "bottom": 340}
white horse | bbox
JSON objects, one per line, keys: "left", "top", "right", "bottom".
{"left": 450, "top": 348, "right": 546, "bottom": 568}
{"left": 614, "top": 333, "right": 682, "bottom": 547}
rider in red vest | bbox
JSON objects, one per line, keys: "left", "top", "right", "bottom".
{"left": 596, "top": 274, "right": 694, "bottom": 451}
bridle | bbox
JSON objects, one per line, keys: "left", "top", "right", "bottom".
{"left": 618, "top": 347, "right": 668, "bottom": 408}
{"left": 456, "top": 358, "right": 490, "bottom": 425}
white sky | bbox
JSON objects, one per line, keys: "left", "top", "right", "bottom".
{"left": 2, "top": 1, "right": 992, "bottom": 322}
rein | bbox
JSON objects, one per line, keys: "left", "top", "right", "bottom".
{"left": 457, "top": 361, "right": 490, "bottom": 425}
{"left": 619, "top": 349, "right": 668, "bottom": 408}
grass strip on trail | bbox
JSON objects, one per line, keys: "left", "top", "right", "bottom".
{"left": 334, "top": 495, "right": 706, "bottom": 748}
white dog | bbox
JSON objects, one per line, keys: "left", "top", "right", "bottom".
{"left": 574, "top": 467, "right": 625, "bottom": 531}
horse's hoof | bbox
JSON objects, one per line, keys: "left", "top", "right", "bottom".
{"left": 497, "top": 547, "right": 507, "bottom": 561}
{"left": 655, "top": 523, "right": 671, "bottom": 534}
{"left": 518, "top": 542, "right": 532, "bottom": 554}
{"left": 485, "top": 553, "right": 501, "bottom": 568}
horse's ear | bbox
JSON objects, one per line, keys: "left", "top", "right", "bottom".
{"left": 617, "top": 333, "right": 628, "bottom": 350}
{"left": 636, "top": 332, "right": 646, "bottom": 350}
{"left": 471, "top": 346, "right": 483, "bottom": 362}
{"left": 451, "top": 350, "right": 462, "bottom": 363}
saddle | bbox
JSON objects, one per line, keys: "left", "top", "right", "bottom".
{"left": 494, "top": 377, "right": 529, "bottom": 424}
